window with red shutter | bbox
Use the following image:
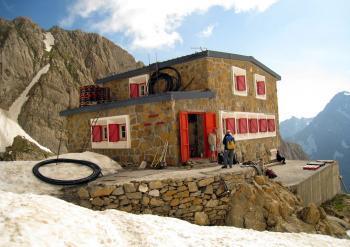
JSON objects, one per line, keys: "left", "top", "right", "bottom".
{"left": 92, "top": 125, "right": 102, "bottom": 142}
{"left": 225, "top": 118, "right": 236, "bottom": 133}
{"left": 238, "top": 118, "right": 248, "bottom": 134}
{"left": 267, "top": 119, "right": 276, "bottom": 132}
{"left": 257, "top": 81, "right": 265, "bottom": 95}
{"left": 249, "top": 118, "right": 258, "bottom": 133}
{"left": 129, "top": 84, "right": 139, "bottom": 98}
{"left": 235, "top": 75, "right": 246, "bottom": 91}
{"left": 108, "top": 124, "right": 120, "bottom": 142}
{"left": 259, "top": 119, "right": 268, "bottom": 132}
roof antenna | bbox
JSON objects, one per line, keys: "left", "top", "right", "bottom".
{"left": 191, "top": 46, "right": 207, "bottom": 53}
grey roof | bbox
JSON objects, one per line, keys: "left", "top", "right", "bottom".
{"left": 60, "top": 90, "right": 215, "bottom": 116}
{"left": 96, "top": 50, "right": 281, "bottom": 84}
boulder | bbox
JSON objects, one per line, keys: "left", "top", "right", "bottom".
{"left": 3, "top": 136, "right": 52, "bottom": 161}
{"left": 194, "top": 212, "right": 209, "bottom": 225}
{"left": 298, "top": 203, "right": 320, "bottom": 225}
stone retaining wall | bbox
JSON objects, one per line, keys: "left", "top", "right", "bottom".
{"left": 66, "top": 169, "right": 255, "bottom": 226}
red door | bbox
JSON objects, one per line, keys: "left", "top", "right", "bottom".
{"left": 179, "top": 112, "right": 189, "bottom": 163}
{"left": 204, "top": 112, "right": 217, "bottom": 158}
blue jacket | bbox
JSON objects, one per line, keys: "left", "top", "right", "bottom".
{"left": 223, "top": 134, "right": 235, "bottom": 150}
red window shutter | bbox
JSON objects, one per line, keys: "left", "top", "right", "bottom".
{"left": 179, "top": 112, "right": 189, "bottom": 163}
{"left": 259, "top": 119, "right": 268, "bottom": 132}
{"left": 129, "top": 84, "right": 139, "bottom": 98}
{"left": 257, "top": 81, "right": 265, "bottom": 95}
{"left": 268, "top": 119, "right": 276, "bottom": 132}
{"left": 249, "top": 118, "right": 258, "bottom": 133}
{"left": 235, "top": 75, "right": 246, "bottom": 91}
{"left": 108, "top": 124, "right": 120, "bottom": 142}
{"left": 92, "top": 125, "right": 102, "bottom": 142}
{"left": 225, "top": 118, "right": 236, "bottom": 134}
{"left": 238, "top": 118, "right": 248, "bottom": 134}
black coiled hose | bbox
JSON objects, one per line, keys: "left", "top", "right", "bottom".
{"left": 32, "top": 158, "right": 102, "bottom": 185}
{"left": 148, "top": 66, "right": 182, "bottom": 94}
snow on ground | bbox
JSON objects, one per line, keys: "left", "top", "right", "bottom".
{"left": 0, "top": 109, "right": 51, "bottom": 153}
{"left": 344, "top": 91, "right": 350, "bottom": 96}
{"left": 43, "top": 32, "right": 54, "bottom": 52}
{"left": 0, "top": 190, "right": 349, "bottom": 247}
{"left": 0, "top": 152, "right": 122, "bottom": 195}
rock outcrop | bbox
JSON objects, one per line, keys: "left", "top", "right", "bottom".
{"left": 279, "top": 138, "right": 309, "bottom": 160}
{"left": 225, "top": 175, "right": 348, "bottom": 238}
{"left": 2, "top": 135, "right": 52, "bottom": 161}
{"left": 0, "top": 17, "right": 142, "bottom": 153}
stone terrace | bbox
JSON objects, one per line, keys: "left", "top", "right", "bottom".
{"left": 63, "top": 160, "right": 341, "bottom": 226}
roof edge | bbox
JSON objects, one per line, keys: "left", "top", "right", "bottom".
{"left": 96, "top": 50, "right": 281, "bottom": 84}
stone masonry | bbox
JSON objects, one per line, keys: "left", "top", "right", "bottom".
{"left": 66, "top": 168, "right": 256, "bottom": 226}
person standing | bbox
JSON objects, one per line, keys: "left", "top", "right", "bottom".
{"left": 222, "top": 130, "right": 235, "bottom": 168}
{"left": 208, "top": 129, "right": 217, "bottom": 162}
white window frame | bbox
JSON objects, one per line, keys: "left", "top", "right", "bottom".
{"left": 90, "top": 115, "right": 131, "bottom": 149}
{"left": 219, "top": 111, "right": 276, "bottom": 141}
{"left": 129, "top": 74, "right": 149, "bottom": 97}
{"left": 232, "top": 66, "right": 248, "bottom": 97}
{"left": 254, "top": 74, "right": 266, "bottom": 100}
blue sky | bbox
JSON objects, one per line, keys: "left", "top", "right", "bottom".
{"left": 1, "top": 0, "right": 350, "bottom": 120}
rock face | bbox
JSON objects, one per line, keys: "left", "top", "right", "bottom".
{"left": 225, "top": 176, "right": 348, "bottom": 238}
{"left": 0, "top": 17, "right": 142, "bottom": 153}
{"left": 279, "top": 138, "right": 309, "bottom": 160}
{"left": 2, "top": 135, "right": 52, "bottom": 161}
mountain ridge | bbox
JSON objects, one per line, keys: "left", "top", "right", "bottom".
{"left": 0, "top": 17, "right": 142, "bottom": 153}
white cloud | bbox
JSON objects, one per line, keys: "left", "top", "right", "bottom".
{"left": 60, "top": 0, "right": 279, "bottom": 49}
{"left": 198, "top": 24, "right": 216, "bottom": 38}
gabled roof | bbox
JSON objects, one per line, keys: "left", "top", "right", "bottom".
{"left": 96, "top": 50, "right": 281, "bottom": 84}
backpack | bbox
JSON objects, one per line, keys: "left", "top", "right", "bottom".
{"left": 226, "top": 135, "right": 235, "bottom": 150}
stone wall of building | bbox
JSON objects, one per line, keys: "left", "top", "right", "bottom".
{"left": 65, "top": 169, "right": 256, "bottom": 226}
{"left": 101, "top": 58, "right": 209, "bottom": 101}
{"left": 66, "top": 100, "right": 179, "bottom": 165}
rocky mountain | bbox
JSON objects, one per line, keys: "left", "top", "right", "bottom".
{"left": 0, "top": 17, "right": 142, "bottom": 153}
{"left": 289, "top": 92, "right": 350, "bottom": 189}
{"left": 280, "top": 116, "right": 313, "bottom": 140}
{"left": 278, "top": 139, "right": 309, "bottom": 160}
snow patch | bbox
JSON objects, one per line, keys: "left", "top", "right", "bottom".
{"left": 344, "top": 91, "right": 350, "bottom": 96}
{"left": 0, "top": 191, "right": 349, "bottom": 247}
{"left": 0, "top": 152, "right": 121, "bottom": 195}
{"left": 43, "top": 32, "right": 55, "bottom": 52}
{"left": 0, "top": 109, "right": 51, "bottom": 153}
{"left": 341, "top": 140, "right": 350, "bottom": 149}
{"left": 8, "top": 64, "right": 50, "bottom": 121}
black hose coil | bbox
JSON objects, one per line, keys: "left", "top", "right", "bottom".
{"left": 32, "top": 158, "right": 102, "bottom": 185}
{"left": 148, "top": 66, "right": 182, "bottom": 94}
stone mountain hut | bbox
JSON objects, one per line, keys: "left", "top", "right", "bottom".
{"left": 60, "top": 50, "right": 282, "bottom": 166}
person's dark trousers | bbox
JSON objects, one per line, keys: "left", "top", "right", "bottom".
{"left": 223, "top": 149, "right": 234, "bottom": 168}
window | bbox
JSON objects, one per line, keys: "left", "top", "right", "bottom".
{"left": 225, "top": 118, "right": 236, "bottom": 134}
{"left": 267, "top": 119, "right": 276, "bottom": 132}
{"left": 129, "top": 74, "right": 148, "bottom": 98}
{"left": 258, "top": 119, "right": 268, "bottom": 132}
{"left": 238, "top": 118, "right": 248, "bottom": 134}
{"left": 90, "top": 115, "right": 130, "bottom": 149}
{"left": 232, "top": 66, "right": 248, "bottom": 96}
{"left": 219, "top": 111, "right": 277, "bottom": 141}
{"left": 139, "top": 83, "right": 147, "bottom": 96}
{"left": 248, "top": 118, "right": 258, "bottom": 133}
{"left": 254, "top": 74, "right": 266, "bottom": 100}
{"left": 120, "top": 124, "right": 127, "bottom": 140}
